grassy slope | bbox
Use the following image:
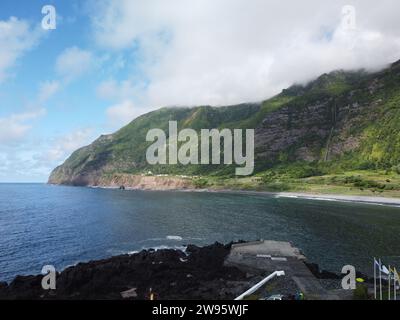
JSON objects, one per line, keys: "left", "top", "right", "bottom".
{"left": 201, "top": 169, "right": 400, "bottom": 198}
{"left": 50, "top": 63, "right": 400, "bottom": 197}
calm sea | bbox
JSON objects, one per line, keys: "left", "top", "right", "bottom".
{"left": 1, "top": 183, "right": 400, "bottom": 282}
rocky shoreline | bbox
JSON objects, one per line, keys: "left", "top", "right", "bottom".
{"left": 50, "top": 177, "right": 400, "bottom": 207}
{"left": 0, "top": 243, "right": 250, "bottom": 300}
{"left": 48, "top": 173, "right": 195, "bottom": 191}
{"left": 0, "top": 242, "right": 371, "bottom": 300}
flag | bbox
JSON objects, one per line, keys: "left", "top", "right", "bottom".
{"left": 374, "top": 258, "right": 390, "bottom": 274}
{"left": 381, "top": 264, "right": 390, "bottom": 275}
{"left": 393, "top": 267, "right": 399, "bottom": 301}
{"left": 374, "top": 258, "right": 379, "bottom": 300}
{"left": 394, "top": 268, "right": 400, "bottom": 284}
{"left": 389, "top": 267, "right": 396, "bottom": 280}
{"left": 375, "top": 258, "right": 381, "bottom": 268}
{"left": 373, "top": 258, "right": 390, "bottom": 300}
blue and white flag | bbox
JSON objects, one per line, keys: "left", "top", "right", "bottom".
{"left": 381, "top": 264, "right": 390, "bottom": 275}
{"left": 375, "top": 258, "right": 390, "bottom": 275}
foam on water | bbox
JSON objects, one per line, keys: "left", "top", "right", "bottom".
{"left": 166, "top": 235, "right": 183, "bottom": 241}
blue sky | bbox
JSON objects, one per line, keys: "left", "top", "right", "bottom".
{"left": 1, "top": 0, "right": 400, "bottom": 182}
{"left": 0, "top": 0, "right": 132, "bottom": 182}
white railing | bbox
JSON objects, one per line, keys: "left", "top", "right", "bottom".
{"left": 234, "top": 270, "right": 285, "bottom": 300}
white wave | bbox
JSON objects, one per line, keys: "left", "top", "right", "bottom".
{"left": 143, "top": 245, "right": 187, "bottom": 252}
{"left": 138, "top": 237, "right": 165, "bottom": 243}
{"left": 275, "top": 195, "right": 298, "bottom": 199}
{"left": 166, "top": 235, "right": 183, "bottom": 241}
{"left": 302, "top": 197, "right": 339, "bottom": 202}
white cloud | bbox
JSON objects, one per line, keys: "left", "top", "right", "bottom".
{"left": 0, "top": 108, "right": 46, "bottom": 144}
{"left": 0, "top": 17, "right": 41, "bottom": 83}
{"left": 38, "top": 80, "right": 60, "bottom": 103}
{"left": 0, "top": 145, "right": 50, "bottom": 182}
{"left": 97, "top": 79, "right": 137, "bottom": 100}
{"left": 39, "top": 48, "right": 94, "bottom": 105}
{"left": 92, "top": 0, "right": 400, "bottom": 114}
{"left": 0, "top": 127, "right": 96, "bottom": 182}
{"left": 56, "top": 46, "right": 94, "bottom": 81}
{"left": 106, "top": 100, "right": 141, "bottom": 127}
{"left": 44, "top": 129, "right": 94, "bottom": 163}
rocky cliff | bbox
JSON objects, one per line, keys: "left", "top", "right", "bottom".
{"left": 49, "top": 60, "right": 400, "bottom": 186}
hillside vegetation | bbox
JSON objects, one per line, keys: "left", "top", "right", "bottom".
{"left": 49, "top": 60, "right": 400, "bottom": 197}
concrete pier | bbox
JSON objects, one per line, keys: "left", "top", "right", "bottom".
{"left": 225, "top": 241, "right": 339, "bottom": 300}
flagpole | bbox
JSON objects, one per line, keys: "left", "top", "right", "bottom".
{"left": 374, "top": 258, "right": 377, "bottom": 300}
{"left": 379, "top": 259, "right": 383, "bottom": 300}
{"left": 389, "top": 265, "right": 391, "bottom": 300}
{"left": 395, "top": 268, "right": 398, "bottom": 301}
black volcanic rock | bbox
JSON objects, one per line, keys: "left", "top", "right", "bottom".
{"left": 0, "top": 243, "right": 248, "bottom": 300}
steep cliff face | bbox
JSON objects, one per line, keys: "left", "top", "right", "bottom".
{"left": 255, "top": 63, "right": 400, "bottom": 172}
{"left": 49, "top": 61, "right": 400, "bottom": 186}
{"left": 255, "top": 71, "right": 367, "bottom": 165}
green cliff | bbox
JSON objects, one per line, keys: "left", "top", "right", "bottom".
{"left": 49, "top": 60, "right": 400, "bottom": 196}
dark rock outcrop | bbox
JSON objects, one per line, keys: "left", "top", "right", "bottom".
{"left": 0, "top": 243, "right": 248, "bottom": 300}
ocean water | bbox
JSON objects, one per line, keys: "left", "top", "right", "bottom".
{"left": 1, "top": 183, "right": 400, "bottom": 282}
